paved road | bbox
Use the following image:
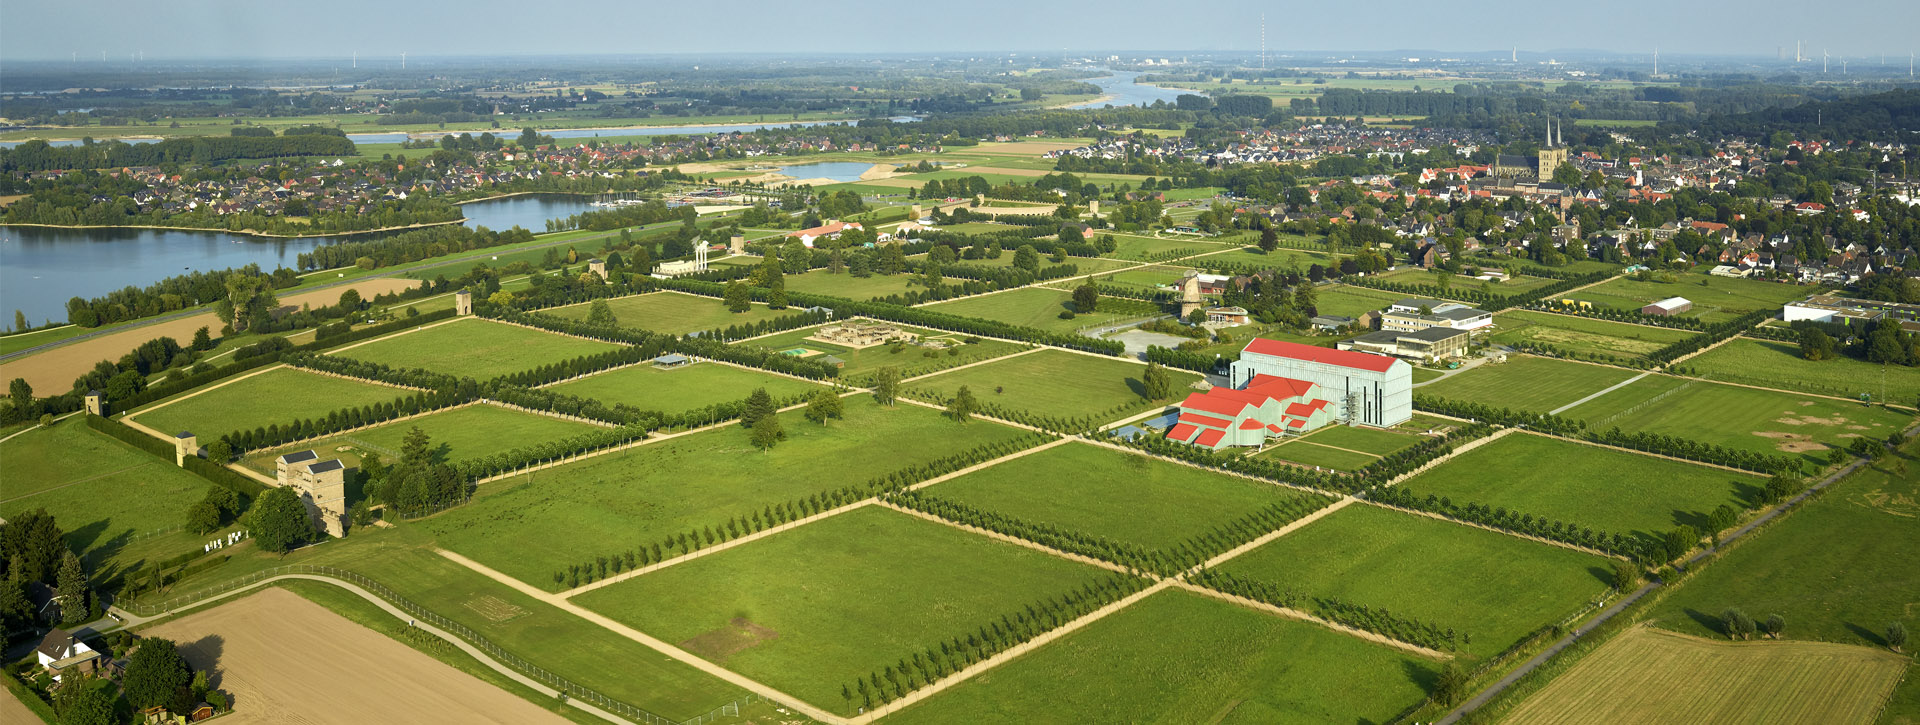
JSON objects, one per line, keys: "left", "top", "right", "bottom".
{"left": 1436, "top": 454, "right": 1873, "bottom": 723}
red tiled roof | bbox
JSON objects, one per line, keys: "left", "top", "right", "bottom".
{"left": 1241, "top": 338, "right": 1399, "bottom": 373}
{"left": 1178, "top": 412, "right": 1234, "bottom": 429}
{"left": 1245, "top": 374, "right": 1316, "bottom": 399}
{"left": 1168, "top": 423, "right": 1198, "bottom": 442}
{"left": 1285, "top": 401, "right": 1321, "bottom": 418}
{"left": 1286, "top": 419, "right": 1307, "bottom": 428}
{"left": 1179, "top": 392, "right": 1251, "bottom": 418}
{"left": 1194, "top": 428, "right": 1225, "bottom": 447}
{"left": 1239, "top": 419, "right": 1266, "bottom": 430}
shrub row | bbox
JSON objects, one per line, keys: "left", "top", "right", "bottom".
{"left": 281, "top": 352, "right": 465, "bottom": 392}
{"left": 1524, "top": 301, "right": 1710, "bottom": 330}
{"left": 1188, "top": 568, "right": 1465, "bottom": 652}
{"left": 1366, "top": 487, "right": 1646, "bottom": 560}
{"left": 83, "top": 414, "right": 265, "bottom": 501}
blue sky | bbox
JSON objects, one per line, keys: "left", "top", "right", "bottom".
{"left": 2, "top": 0, "right": 1915, "bottom": 61}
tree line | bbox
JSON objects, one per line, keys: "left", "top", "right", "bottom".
{"left": 1188, "top": 568, "right": 1467, "bottom": 653}
{"left": 0, "top": 135, "right": 358, "bottom": 173}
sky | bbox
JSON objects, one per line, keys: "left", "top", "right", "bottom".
{"left": 3, "top": 0, "right": 1917, "bottom": 62}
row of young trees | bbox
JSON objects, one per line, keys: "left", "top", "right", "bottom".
{"left": 1341, "top": 269, "right": 1614, "bottom": 312}
{"left": 1525, "top": 301, "right": 1712, "bottom": 331}
{"left": 1643, "top": 309, "right": 1776, "bottom": 365}
{"left": 1188, "top": 568, "right": 1468, "bottom": 653}
{"left": 213, "top": 386, "right": 466, "bottom": 455}
{"left": 1119, "top": 432, "right": 1359, "bottom": 493}
{"left": 281, "top": 352, "right": 464, "bottom": 392}
{"left": 1368, "top": 487, "right": 1647, "bottom": 559}
{"left": 1409, "top": 395, "right": 1799, "bottom": 474}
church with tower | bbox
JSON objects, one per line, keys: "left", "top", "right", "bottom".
{"left": 1492, "top": 119, "right": 1569, "bottom": 181}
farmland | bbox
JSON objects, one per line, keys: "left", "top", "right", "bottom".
{"left": 544, "top": 360, "right": 825, "bottom": 414}
{"left": 910, "top": 348, "right": 1196, "bottom": 421}
{"left": 129, "top": 366, "right": 408, "bottom": 443}
{"left": 1421, "top": 356, "right": 1640, "bottom": 413}
{"left": 926, "top": 287, "right": 1154, "bottom": 335}
{"left": 1486, "top": 311, "right": 1697, "bottom": 362}
{"left": 1564, "top": 375, "right": 1912, "bottom": 465}
{"left": 1565, "top": 272, "right": 1814, "bottom": 323}
{"left": 737, "top": 323, "right": 1027, "bottom": 379}
{"left": 333, "top": 318, "right": 619, "bottom": 380}
{"left": 238, "top": 402, "right": 601, "bottom": 474}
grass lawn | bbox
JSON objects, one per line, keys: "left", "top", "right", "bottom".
{"left": 1192, "top": 246, "right": 1338, "bottom": 271}
{"left": 1411, "top": 367, "right": 1446, "bottom": 384}
{"left": 1255, "top": 440, "right": 1381, "bottom": 471}
{"left": 1420, "top": 356, "right": 1639, "bottom": 413}
{"left": 923, "top": 441, "right": 1324, "bottom": 551}
{"left": 1219, "top": 505, "right": 1614, "bottom": 660}
{"left": 1487, "top": 311, "right": 1698, "bottom": 362}
{"left": 885, "top": 589, "right": 1436, "bottom": 725}
{"left": 546, "top": 291, "right": 799, "bottom": 336}
{"left": 1687, "top": 337, "right": 1920, "bottom": 402}
{"left": 1502, "top": 627, "right": 1909, "bottom": 725}
{"left": 334, "top": 317, "right": 619, "bottom": 381}
{"left": 1077, "top": 264, "right": 1195, "bottom": 294}
{"left": 545, "top": 361, "right": 824, "bottom": 414}
{"left": 572, "top": 506, "right": 1115, "bottom": 712}
{"left": 1565, "top": 375, "right": 1912, "bottom": 468}
{"left": 131, "top": 366, "right": 407, "bottom": 443}
{"left": 1301, "top": 424, "right": 1428, "bottom": 457}
{"left": 238, "top": 403, "right": 601, "bottom": 476}
{"left": 0, "top": 418, "right": 225, "bottom": 575}
{"left": 425, "top": 397, "right": 1029, "bottom": 589}
{"left": 1314, "top": 285, "right": 1403, "bottom": 318}
{"left": 1396, "top": 433, "right": 1758, "bottom": 542}
{"left": 736, "top": 323, "right": 1027, "bottom": 380}
{"left": 1646, "top": 439, "right": 1919, "bottom": 648}
{"left": 931, "top": 252, "right": 1137, "bottom": 276}
{"left": 927, "top": 287, "right": 1150, "bottom": 335}
{"left": 1102, "top": 234, "right": 1224, "bottom": 261}
{"left": 779, "top": 271, "right": 919, "bottom": 301}
{"left": 911, "top": 349, "right": 1196, "bottom": 422}
{"left": 1567, "top": 273, "right": 1814, "bottom": 323}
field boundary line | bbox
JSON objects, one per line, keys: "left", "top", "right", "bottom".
{"left": 323, "top": 315, "right": 471, "bottom": 355}
{"left": 121, "top": 363, "right": 292, "bottom": 422}
{"left": 1518, "top": 429, "right": 1766, "bottom": 477}
{"left": 1355, "top": 498, "right": 1626, "bottom": 560}
{"left": 1074, "top": 436, "right": 1347, "bottom": 500}
{"left": 1548, "top": 371, "right": 1653, "bottom": 416}
{"left": 0, "top": 461, "right": 154, "bottom": 504}
{"left": 898, "top": 345, "right": 1047, "bottom": 383}
{"left": 1167, "top": 581, "right": 1450, "bottom": 659}
{"left": 874, "top": 499, "right": 1134, "bottom": 574}
{"left": 1194, "top": 496, "right": 1357, "bottom": 570}
{"left": 559, "top": 500, "right": 878, "bottom": 598}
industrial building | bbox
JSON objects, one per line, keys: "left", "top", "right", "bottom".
{"left": 1641, "top": 297, "right": 1693, "bottom": 316}
{"left": 1163, "top": 338, "right": 1412, "bottom": 453}
{"left": 1383, "top": 298, "right": 1493, "bottom": 332}
{"left": 1338, "top": 326, "right": 1470, "bottom": 362}
{"left": 1782, "top": 294, "right": 1920, "bottom": 332}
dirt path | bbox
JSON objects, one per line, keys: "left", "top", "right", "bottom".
{"left": 142, "top": 586, "right": 581, "bottom": 725}
{"left": 0, "top": 680, "right": 42, "bottom": 724}
{"left": 899, "top": 345, "right": 1045, "bottom": 383}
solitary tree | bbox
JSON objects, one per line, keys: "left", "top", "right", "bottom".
{"left": 741, "top": 388, "right": 775, "bottom": 429}
{"left": 248, "top": 487, "right": 314, "bottom": 554}
{"left": 804, "top": 389, "right": 843, "bottom": 424}
{"left": 1431, "top": 660, "right": 1469, "bottom": 705}
{"left": 184, "top": 499, "right": 223, "bottom": 535}
{"left": 1610, "top": 561, "right": 1639, "bottom": 591}
{"left": 585, "top": 299, "right": 618, "bottom": 327}
{"left": 54, "top": 551, "right": 88, "bottom": 625}
{"left": 122, "top": 637, "right": 193, "bottom": 712}
{"left": 1764, "top": 614, "right": 1785, "bottom": 639}
{"left": 1798, "top": 327, "right": 1835, "bottom": 361}
{"left": 1889, "top": 622, "right": 1908, "bottom": 653}
{"left": 1073, "top": 283, "right": 1100, "bottom": 314}
{"left": 750, "top": 416, "right": 785, "bottom": 451}
{"left": 948, "top": 386, "right": 979, "bottom": 423}
{"left": 1721, "top": 608, "right": 1756, "bottom": 640}
{"left": 873, "top": 367, "right": 901, "bottom": 406}
{"left": 1142, "top": 362, "right": 1173, "bottom": 401}
{"left": 1012, "top": 245, "right": 1040, "bottom": 273}
{"left": 723, "top": 282, "right": 753, "bottom": 313}
{"left": 1258, "top": 227, "right": 1279, "bottom": 253}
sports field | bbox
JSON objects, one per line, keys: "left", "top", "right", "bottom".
{"left": 334, "top": 318, "right": 619, "bottom": 381}
{"left": 239, "top": 403, "right": 601, "bottom": 475}
{"left": 1487, "top": 311, "right": 1697, "bottom": 362}
{"left": 1421, "top": 356, "right": 1639, "bottom": 413}
{"left": 1218, "top": 505, "right": 1613, "bottom": 659}
{"left": 574, "top": 506, "right": 1114, "bottom": 710}
{"left": 1686, "top": 337, "right": 1920, "bottom": 402}
{"left": 544, "top": 360, "right": 826, "bottom": 414}
{"left": 1565, "top": 273, "right": 1813, "bottom": 323}
{"left": 923, "top": 441, "right": 1323, "bottom": 551}
{"left": 426, "top": 397, "right": 1028, "bottom": 588}
{"left": 1502, "top": 627, "right": 1908, "bottom": 725}
{"left": 1564, "top": 375, "right": 1911, "bottom": 465}
{"left": 1395, "top": 433, "right": 1754, "bottom": 541}
{"left": 885, "top": 589, "right": 1435, "bottom": 725}
{"left": 911, "top": 348, "right": 1196, "bottom": 421}
{"left": 928, "top": 287, "right": 1147, "bottom": 335}
{"left": 131, "top": 366, "right": 408, "bottom": 443}
{"left": 547, "top": 291, "right": 799, "bottom": 335}
{"left": 738, "top": 323, "right": 1027, "bottom": 378}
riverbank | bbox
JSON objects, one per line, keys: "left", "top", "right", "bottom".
{"left": 0, "top": 218, "right": 465, "bottom": 240}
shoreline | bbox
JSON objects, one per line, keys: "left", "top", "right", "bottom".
{"left": 0, "top": 218, "right": 465, "bottom": 240}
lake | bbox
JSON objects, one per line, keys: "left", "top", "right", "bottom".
{"left": 773, "top": 162, "right": 877, "bottom": 183}
{"left": 1067, "top": 70, "right": 1189, "bottom": 109}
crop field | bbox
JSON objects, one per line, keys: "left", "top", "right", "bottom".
{"left": 1374, "top": 268, "right": 1560, "bottom": 296}
{"left": 926, "top": 287, "right": 1146, "bottom": 335}
{"left": 546, "top": 291, "right": 803, "bottom": 336}
{"left": 1487, "top": 311, "right": 1697, "bottom": 361}
{"left": 1218, "top": 505, "right": 1613, "bottom": 659}
{"left": 1502, "top": 627, "right": 1909, "bottom": 725}
{"left": 239, "top": 403, "right": 601, "bottom": 475}
{"left": 737, "top": 323, "right": 1027, "bottom": 379}
{"left": 1396, "top": 433, "right": 1756, "bottom": 541}
{"left": 922, "top": 441, "right": 1322, "bottom": 551}
{"left": 426, "top": 397, "right": 1028, "bottom": 588}
{"left": 544, "top": 360, "right": 825, "bottom": 413}
{"left": 934, "top": 252, "right": 1138, "bottom": 276}
{"left": 1686, "top": 337, "right": 1920, "bottom": 402}
{"left": 885, "top": 589, "right": 1435, "bottom": 725}
{"left": 910, "top": 348, "right": 1196, "bottom": 421}
{"left": 0, "top": 418, "right": 221, "bottom": 573}
{"left": 1564, "top": 375, "right": 1911, "bottom": 465}
{"left": 334, "top": 318, "right": 619, "bottom": 380}
{"left": 129, "top": 366, "right": 409, "bottom": 443}
{"left": 1564, "top": 273, "right": 1813, "bottom": 323}
{"left": 573, "top": 506, "right": 1113, "bottom": 710}
{"left": 1421, "top": 356, "right": 1640, "bottom": 413}
{"left": 1313, "top": 284, "right": 1403, "bottom": 318}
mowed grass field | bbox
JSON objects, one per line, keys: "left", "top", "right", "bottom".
{"left": 1103, "top": 234, "right": 1224, "bottom": 261}
{"left": 1502, "top": 627, "right": 1908, "bottom": 725}
{"left": 1218, "top": 505, "right": 1613, "bottom": 659}
{"left": 1313, "top": 285, "right": 1403, "bottom": 318}
{"left": 0, "top": 418, "right": 225, "bottom": 574}
{"left": 885, "top": 589, "right": 1436, "bottom": 725}
{"left": 928, "top": 287, "right": 1140, "bottom": 335}
{"left": 1487, "top": 311, "right": 1698, "bottom": 362}
{"left": 1687, "top": 337, "right": 1920, "bottom": 402}
{"left": 334, "top": 318, "right": 619, "bottom": 380}
{"left": 573, "top": 506, "right": 1115, "bottom": 711}
{"left": 546, "top": 291, "right": 800, "bottom": 335}
{"left": 1255, "top": 439, "right": 1382, "bottom": 471}
{"left": 923, "top": 442, "right": 1326, "bottom": 551}
{"left": 738, "top": 323, "right": 1027, "bottom": 379}
{"left": 911, "top": 348, "right": 1196, "bottom": 421}
{"left": 1565, "top": 375, "right": 1911, "bottom": 466}
{"left": 239, "top": 403, "right": 600, "bottom": 475}
{"left": 425, "top": 397, "right": 1028, "bottom": 588}
{"left": 1302, "top": 424, "right": 1428, "bottom": 456}
{"left": 131, "top": 366, "right": 407, "bottom": 443}
{"left": 544, "top": 361, "right": 825, "bottom": 414}
{"left": 1565, "top": 273, "right": 1814, "bottom": 323}
{"left": 1396, "top": 433, "right": 1757, "bottom": 541}
{"left": 1421, "top": 356, "right": 1639, "bottom": 413}
{"left": 779, "top": 270, "right": 919, "bottom": 300}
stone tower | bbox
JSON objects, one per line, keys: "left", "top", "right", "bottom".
{"left": 729, "top": 234, "right": 746, "bottom": 255}
{"left": 276, "top": 450, "right": 350, "bottom": 538}
{"left": 1089, "top": 200, "right": 1101, "bottom": 215}
{"left": 588, "top": 258, "right": 607, "bottom": 282}
{"left": 454, "top": 289, "right": 473, "bottom": 316}
{"left": 1178, "top": 272, "right": 1205, "bottom": 321}
{"left": 173, "top": 432, "right": 197, "bottom": 467}
{"left": 1538, "top": 119, "right": 1569, "bottom": 182}
{"left": 84, "top": 390, "right": 105, "bottom": 416}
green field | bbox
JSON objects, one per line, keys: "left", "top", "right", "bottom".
{"left": 736, "top": 323, "right": 1027, "bottom": 379}
{"left": 1488, "top": 311, "right": 1697, "bottom": 362}
{"left": 911, "top": 349, "right": 1196, "bottom": 422}
{"left": 1565, "top": 375, "right": 1912, "bottom": 467}
{"left": 545, "top": 361, "right": 825, "bottom": 414}
{"left": 1102, "top": 234, "right": 1224, "bottom": 261}
{"left": 1566, "top": 273, "right": 1814, "bottom": 323}
{"left": 239, "top": 403, "right": 600, "bottom": 475}
{"left": 1255, "top": 439, "right": 1382, "bottom": 471}
{"left": 1374, "top": 268, "right": 1560, "bottom": 296}
{"left": 0, "top": 418, "right": 225, "bottom": 574}
{"left": 885, "top": 589, "right": 1436, "bottom": 725}
{"left": 1421, "top": 356, "right": 1640, "bottom": 413}
{"left": 1219, "top": 504, "right": 1613, "bottom": 659}
{"left": 547, "top": 291, "right": 803, "bottom": 336}
{"left": 335, "top": 318, "right": 619, "bottom": 380}
{"left": 426, "top": 397, "right": 1028, "bottom": 588}
{"left": 779, "top": 270, "right": 920, "bottom": 300}
{"left": 923, "top": 441, "right": 1321, "bottom": 551}
{"left": 1396, "top": 433, "right": 1757, "bottom": 541}
{"left": 131, "top": 366, "right": 408, "bottom": 443}
{"left": 1687, "top": 337, "right": 1920, "bottom": 402}
{"left": 1301, "top": 424, "right": 1428, "bottom": 456}
{"left": 1078, "top": 264, "right": 1196, "bottom": 294}
{"left": 928, "top": 287, "right": 1150, "bottom": 335}
{"left": 573, "top": 506, "right": 1114, "bottom": 710}
{"left": 1311, "top": 284, "right": 1404, "bottom": 318}
{"left": 1191, "top": 246, "right": 1337, "bottom": 271}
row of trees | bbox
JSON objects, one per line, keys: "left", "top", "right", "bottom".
{"left": 1188, "top": 568, "right": 1467, "bottom": 653}
{"left": 1409, "top": 395, "right": 1800, "bottom": 474}
{"left": 0, "top": 135, "right": 357, "bottom": 173}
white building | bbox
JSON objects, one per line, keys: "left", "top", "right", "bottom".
{"left": 1229, "top": 338, "right": 1412, "bottom": 427}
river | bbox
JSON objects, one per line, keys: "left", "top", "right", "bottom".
{"left": 0, "top": 116, "right": 922, "bottom": 149}
{"left": 1067, "top": 70, "right": 1189, "bottom": 109}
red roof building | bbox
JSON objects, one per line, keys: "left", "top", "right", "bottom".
{"left": 1166, "top": 374, "right": 1336, "bottom": 451}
